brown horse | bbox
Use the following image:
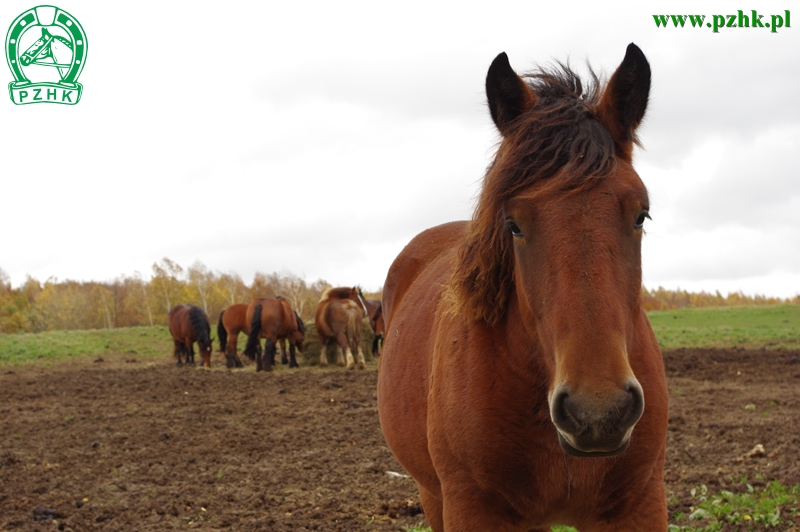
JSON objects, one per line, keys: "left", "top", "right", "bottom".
{"left": 218, "top": 302, "right": 304, "bottom": 368}
{"left": 243, "top": 297, "right": 304, "bottom": 371}
{"left": 377, "top": 44, "right": 669, "bottom": 531}
{"left": 217, "top": 303, "right": 248, "bottom": 368}
{"left": 363, "top": 298, "right": 385, "bottom": 357}
{"left": 168, "top": 304, "right": 213, "bottom": 368}
{"left": 275, "top": 309, "right": 305, "bottom": 364}
{"left": 314, "top": 286, "right": 367, "bottom": 369}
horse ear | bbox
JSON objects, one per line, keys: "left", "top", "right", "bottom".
{"left": 486, "top": 52, "right": 536, "bottom": 135}
{"left": 595, "top": 43, "right": 650, "bottom": 161}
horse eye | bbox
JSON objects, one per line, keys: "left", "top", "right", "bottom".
{"left": 505, "top": 219, "right": 523, "bottom": 237}
{"left": 635, "top": 211, "right": 651, "bottom": 229}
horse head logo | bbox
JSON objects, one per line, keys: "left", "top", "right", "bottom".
{"left": 6, "top": 5, "right": 87, "bottom": 105}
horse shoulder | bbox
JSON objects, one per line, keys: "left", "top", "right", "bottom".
{"left": 378, "top": 222, "right": 467, "bottom": 500}
{"left": 383, "top": 221, "right": 467, "bottom": 321}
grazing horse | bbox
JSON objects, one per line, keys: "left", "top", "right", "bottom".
{"left": 377, "top": 44, "right": 669, "bottom": 531}
{"left": 168, "top": 304, "right": 213, "bottom": 368}
{"left": 243, "top": 297, "right": 304, "bottom": 371}
{"left": 217, "top": 303, "right": 248, "bottom": 368}
{"left": 363, "top": 298, "right": 385, "bottom": 357}
{"left": 219, "top": 302, "right": 305, "bottom": 369}
{"left": 314, "top": 286, "right": 368, "bottom": 369}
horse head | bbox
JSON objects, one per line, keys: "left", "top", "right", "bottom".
{"left": 452, "top": 44, "right": 651, "bottom": 457}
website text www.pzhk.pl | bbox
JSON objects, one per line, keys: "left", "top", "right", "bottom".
{"left": 653, "top": 10, "right": 791, "bottom": 33}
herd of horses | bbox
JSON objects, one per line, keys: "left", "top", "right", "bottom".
{"left": 172, "top": 43, "right": 671, "bottom": 530}
{"left": 167, "top": 287, "right": 385, "bottom": 372}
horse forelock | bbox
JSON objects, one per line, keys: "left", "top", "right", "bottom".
{"left": 448, "top": 62, "right": 618, "bottom": 326}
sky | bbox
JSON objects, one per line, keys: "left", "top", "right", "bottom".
{"left": 1, "top": 1, "right": 798, "bottom": 298}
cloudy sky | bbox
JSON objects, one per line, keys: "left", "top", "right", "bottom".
{"left": 1, "top": 1, "right": 798, "bottom": 298}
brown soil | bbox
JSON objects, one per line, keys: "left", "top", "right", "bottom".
{"left": 1, "top": 348, "right": 799, "bottom": 531}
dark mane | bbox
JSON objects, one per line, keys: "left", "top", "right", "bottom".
{"left": 449, "top": 62, "right": 617, "bottom": 325}
{"left": 188, "top": 305, "right": 211, "bottom": 350}
{"left": 495, "top": 63, "right": 615, "bottom": 198}
{"left": 294, "top": 311, "right": 306, "bottom": 333}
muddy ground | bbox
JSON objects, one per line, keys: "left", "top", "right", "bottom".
{"left": 1, "top": 348, "right": 799, "bottom": 531}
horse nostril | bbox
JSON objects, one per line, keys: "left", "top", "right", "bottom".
{"left": 621, "top": 379, "right": 645, "bottom": 426}
{"left": 551, "top": 387, "right": 582, "bottom": 432}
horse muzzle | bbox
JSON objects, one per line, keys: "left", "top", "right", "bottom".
{"left": 549, "top": 377, "right": 644, "bottom": 457}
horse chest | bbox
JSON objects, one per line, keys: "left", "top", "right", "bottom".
{"left": 427, "top": 342, "right": 634, "bottom": 520}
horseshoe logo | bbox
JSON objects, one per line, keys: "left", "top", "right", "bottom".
{"left": 5, "top": 5, "right": 87, "bottom": 105}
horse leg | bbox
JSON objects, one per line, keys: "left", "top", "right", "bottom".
{"left": 372, "top": 334, "right": 384, "bottom": 358}
{"left": 319, "top": 341, "right": 329, "bottom": 366}
{"left": 174, "top": 340, "right": 184, "bottom": 367}
{"left": 225, "top": 334, "right": 238, "bottom": 368}
{"left": 344, "top": 346, "right": 355, "bottom": 370}
{"left": 419, "top": 485, "right": 444, "bottom": 532}
{"left": 262, "top": 338, "right": 274, "bottom": 372}
{"left": 255, "top": 340, "right": 263, "bottom": 372}
{"left": 185, "top": 341, "right": 196, "bottom": 367}
{"left": 355, "top": 341, "right": 366, "bottom": 370}
{"left": 336, "top": 332, "right": 349, "bottom": 367}
{"left": 288, "top": 344, "right": 299, "bottom": 368}
{"left": 276, "top": 341, "right": 287, "bottom": 365}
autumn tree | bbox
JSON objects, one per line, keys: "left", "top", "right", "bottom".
{"left": 187, "top": 261, "right": 216, "bottom": 315}
{"left": 150, "top": 258, "right": 187, "bottom": 323}
{"left": 216, "top": 272, "right": 247, "bottom": 307}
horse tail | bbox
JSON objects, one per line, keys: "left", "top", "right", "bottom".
{"left": 188, "top": 306, "right": 211, "bottom": 351}
{"left": 345, "top": 304, "right": 360, "bottom": 355}
{"left": 244, "top": 304, "right": 263, "bottom": 358}
{"left": 217, "top": 310, "right": 228, "bottom": 353}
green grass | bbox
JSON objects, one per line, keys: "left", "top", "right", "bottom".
{"left": 647, "top": 304, "right": 800, "bottom": 350}
{"left": 668, "top": 481, "right": 799, "bottom": 531}
{"left": 0, "top": 326, "right": 173, "bottom": 365}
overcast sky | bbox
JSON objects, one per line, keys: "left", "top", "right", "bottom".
{"left": 1, "top": 1, "right": 798, "bottom": 298}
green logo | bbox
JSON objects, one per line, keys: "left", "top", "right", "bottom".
{"left": 5, "top": 5, "right": 87, "bottom": 105}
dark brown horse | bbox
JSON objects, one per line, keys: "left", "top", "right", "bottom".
{"left": 363, "top": 298, "right": 385, "bottom": 357}
{"left": 378, "top": 44, "right": 669, "bottom": 531}
{"left": 314, "top": 286, "right": 367, "bottom": 369}
{"left": 243, "top": 297, "right": 304, "bottom": 371}
{"left": 168, "top": 304, "right": 213, "bottom": 368}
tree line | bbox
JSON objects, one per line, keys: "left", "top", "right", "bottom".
{"left": 640, "top": 286, "right": 799, "bottom": 312}
{"left": 0, "top": 260, "right": 797, "bottom": 333}
{"left": 0, "top": 259, "right": 380, "bottom": 334}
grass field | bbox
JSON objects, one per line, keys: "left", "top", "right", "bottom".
{"left": 2, "top": 304, "right": 797, "bottom": 367}
{"left": 648, "top": 304, "right": 800, "bottom": 350}
{"left": 0, "top": 326, "right": 172, "bottom": 366}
